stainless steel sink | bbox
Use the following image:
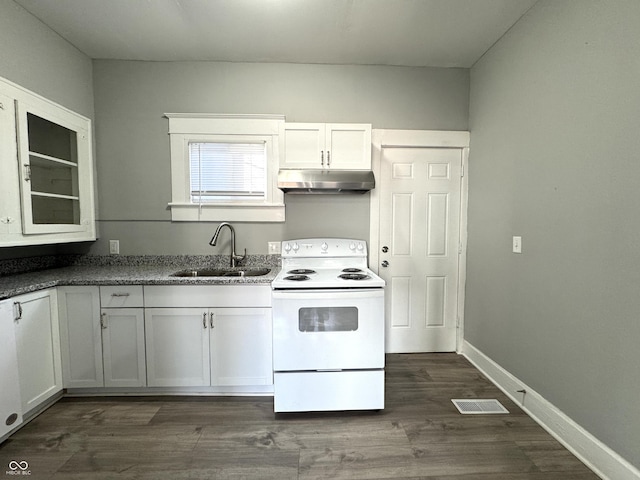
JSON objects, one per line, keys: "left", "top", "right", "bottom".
{"left": 172, "top": 267, "right": 271, "bottom": 278}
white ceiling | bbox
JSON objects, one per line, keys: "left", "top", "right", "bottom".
{"left": 15, "top": 0, "right": 538, "bottom": 68}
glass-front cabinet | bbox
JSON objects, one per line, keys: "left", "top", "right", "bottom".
{"left": 0, "top": 75, "right": 95, "bottom": 245}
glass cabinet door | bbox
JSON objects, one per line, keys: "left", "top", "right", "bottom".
{"left": 16, "top": 100, "right": 92, "bottom": 234}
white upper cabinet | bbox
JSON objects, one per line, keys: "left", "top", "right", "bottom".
{"left": 282, "top": 123, "right": 372, "bottom": 170}
{"left": 0, "top": 76, "right": 96, "bottom": 246}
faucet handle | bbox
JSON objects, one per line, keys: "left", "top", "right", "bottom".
{"left": 233, "top": 248, "right": 247, "bottom": 265}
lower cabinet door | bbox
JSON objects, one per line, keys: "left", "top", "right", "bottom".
{"left": 144, "top": 308, "right": 210, "bottom": 387}
{"left": 0, "top": 300, "right": 23, "bottom": 438}
{"left": 101, "top": 308, "right": 146, "bottom": 387}
{"left": 57, "top": 286, "right": 103, "bottom": 388}
{"left": 210, "top": 308, "right": 273, "bottom": 387}
{"left": 14, "top": 289, "right": 62, "bottom": 413}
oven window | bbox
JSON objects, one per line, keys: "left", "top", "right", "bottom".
{"left": 298, "top": 307, "right": 358, "bottom": 332}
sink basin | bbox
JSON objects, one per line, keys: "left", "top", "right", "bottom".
{"left": 172, "top": 267, "right": 271, "bottom": 278}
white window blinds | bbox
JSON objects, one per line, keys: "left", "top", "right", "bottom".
{"left": 189, "top": 142, "right": 267, "bottom": 202}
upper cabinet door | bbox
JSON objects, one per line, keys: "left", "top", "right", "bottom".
{"left": 0, "top": 93, "right": 22, "bottom": 238}
{"left": 282, "top": 123, "right": 325, "bottom": 169}
{"left": 325, "top": 124, "right": 372, "bottom": 170}
{"left": 15, "top": 98, "right": 94, "bottom": 235}
{"left": 282, "top": 123, "right": 371, "bottom": 170}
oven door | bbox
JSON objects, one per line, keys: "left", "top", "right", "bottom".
{"left": 272, "top": 288, "right": 384, "bottom": 371}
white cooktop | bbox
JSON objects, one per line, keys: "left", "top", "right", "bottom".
{"left": 272, "top": 238, "right": 385, "bottom": 289}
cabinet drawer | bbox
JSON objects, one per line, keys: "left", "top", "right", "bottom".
{"left": 100, "top": 286, "right": 144, "bottom": 308}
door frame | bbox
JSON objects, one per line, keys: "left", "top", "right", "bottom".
{"left": 369, "top": 129, "right": 470, "bottom": 352}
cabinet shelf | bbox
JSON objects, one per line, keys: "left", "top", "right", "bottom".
{"left": 29, "top": 151, "right": 78, "bottom": 167}
{"left": 31, "top": 191, "right": 80, "bottom": 201}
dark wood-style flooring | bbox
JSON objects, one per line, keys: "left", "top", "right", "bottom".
{"left": 0, "top": 354, "right": 599, "bottom": 479}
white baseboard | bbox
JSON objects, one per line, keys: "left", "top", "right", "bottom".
{"left": 462, "top": 341, "right": 640, "bottom": 480}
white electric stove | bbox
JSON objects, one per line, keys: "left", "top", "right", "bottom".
{"left": 272, "top": 238, "right": 385, "bottom": 413}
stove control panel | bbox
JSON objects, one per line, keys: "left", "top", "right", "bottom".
{"left": 281, "top": 238, "right": 367, "bottom": 257}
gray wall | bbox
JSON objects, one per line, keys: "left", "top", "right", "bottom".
{"left": 0, "top": 2, "right": 93, "bottom": 119}
{"left": 466, "top": 0, "right": 640, "bottom": 469}
{"left": 91, "top": 60, "right": 469, "bottom": 255}
{"left": 0, "top": 1, "right": 94, "bottom": 260}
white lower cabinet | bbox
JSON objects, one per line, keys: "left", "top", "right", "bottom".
{"left": 57, "top": 284, "right": 272, "bottom": 394}
{"left": 13, "top": 289, "right": 62, "bottom": 413}
{"left": 210, "top": 308, "right": 272, "bottom": 387}
{"left": 58, "top": 286, "right": 146, "bottom": 389}
{"left": 101, "top": 308, "right": 146, "bottom": 387}
{"left": 145, "top": 307, "right": 272, "bottom": 388}
{"left": 144, "top": 308, "right": 210, "bottom": 387}
{"left": 0, "top": 299, "right": 23, "bottom": 438}
{"left": 58, "top": 286, "right": 103, "bottom": 388}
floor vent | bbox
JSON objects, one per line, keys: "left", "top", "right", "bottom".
{"left": 451, "top": 399, "right": 509, "bottom": 414}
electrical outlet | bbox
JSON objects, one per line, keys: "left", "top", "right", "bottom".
{"left": 109, "top": 239, "right": 120, "bottom": 255}
{"left": 268, "top": 241, "right": 281, "bottom": 255}
{"left": 512, "top": 236, "right": 522, "bottom": 254}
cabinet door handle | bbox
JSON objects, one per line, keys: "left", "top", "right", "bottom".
{"left": 320, "top": 150, "right": 324, "bottom": 167}
{"left": 13, "top": 302, "right": 22, "bottom": 321}
{"left": 203, "top": 312, "right": 207, "bottom": 329}
{"left": 327, "top": 151, "right": 331, "bottom": 167}
{"left": 100, "top": 313, "right": 107, "bottom": 329}
{"left": 209, "top": 312, "right": 215, "bottom": 328}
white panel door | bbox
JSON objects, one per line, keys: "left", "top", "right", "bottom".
{"left": 145, "top": 308, "right": 209, "bottom": 387}
{"left": 379, "top": 147, "right": 462, "bottom": 352}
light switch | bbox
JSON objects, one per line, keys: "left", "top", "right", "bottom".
{"left": 512, "top": 236, "right": 522, "bottom": 254}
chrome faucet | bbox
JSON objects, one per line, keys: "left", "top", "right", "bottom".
{"left": 209, "top": 222, "right": 246, "bottom": 267}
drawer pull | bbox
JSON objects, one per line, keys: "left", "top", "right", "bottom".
{"left": 111, "top": 292, "right": 131, "bottom": 297}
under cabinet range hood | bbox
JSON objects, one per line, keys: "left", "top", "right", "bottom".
{"left": 277, "top": 169, "right": 375, "bottom": 194}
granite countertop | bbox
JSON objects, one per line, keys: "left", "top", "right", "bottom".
{"left": 0, "top": 255, "right": 281, "bottom": 300}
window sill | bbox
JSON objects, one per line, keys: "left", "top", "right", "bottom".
{"left": 168, "top": 203, "right": 285, "bottom": 222}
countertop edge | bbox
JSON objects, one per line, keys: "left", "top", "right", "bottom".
{"left": 0, "top": 265, "right": 280, "bottom": 301}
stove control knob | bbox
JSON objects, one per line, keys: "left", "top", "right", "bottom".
{"left": 321, "top": 242, "right": 329, "bottom": 252}
{"left": 356, "top": 243, "right": 365, "bottom": 251}
{"left": 283, "top": 243, "right": 292, "bottom": 253}
{"left": 349, "top": 242, "right": 357, "bottom": 251}
{"left": 292, "top": 242, "right": 299, "bottom": 252}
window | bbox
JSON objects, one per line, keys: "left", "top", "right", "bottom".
{"left": 189, "top": 141, "right": 266, "bottom": 202}
{"left": 166, "top": 114, "right": 285, "bottom": 222}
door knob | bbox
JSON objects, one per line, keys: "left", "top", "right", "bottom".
{"left": 381, "top": 260, "right": 389, "bottom": 267}
{"left": 382, "top": 246, "right": 389, "bottom": 253}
